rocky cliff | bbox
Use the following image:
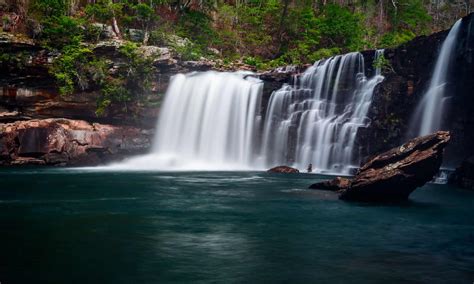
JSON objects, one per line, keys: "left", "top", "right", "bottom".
{"left": 361, "top": 13, "right": 474, "bottom": 170}
{"left": 0, "top": 118, "right": 152, "bottom": 166}
{"left": 1, "top": 13, "right": 473, "bottom": 169}
{"left": 0, "top": 33, "right": 292, "bottom": 166}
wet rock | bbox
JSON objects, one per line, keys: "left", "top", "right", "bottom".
{"left": 309, "top": 177, "right": 350, "bottom": 192}
{"left": 450, "top": 156, "right": 474, "bottom": 190}
{"left": 267, "top": 166, "right": 300, "bottom": 173}
{"left": 340, "top": 131, "right": 451, "bottom": 201}
{"left": 0, "top": 118, "right": 153, "bottom": 166}
{"left": 312, "top": 131, "right": 451, "bottom": 202}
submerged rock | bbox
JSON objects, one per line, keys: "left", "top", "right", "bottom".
{"left": 267, "top": 166, "right": 300, "bottom": 173}
{"left": 0, "top": 118, "right": 153, "bottom": 166}
{"left": 310, "top": 131, "right": 451, "bottom": 202}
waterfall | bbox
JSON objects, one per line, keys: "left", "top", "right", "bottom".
{"left": 111, "top": 71, "right": 263, "bottom": 170}
{"left": 112, "top": 52, "right": 384, "bottom": 172}
{"left": 259, "top": 51, "right": 384, "bottom": 174}
{"left": 409, "top": 19, "right": 462, "bottom": 137}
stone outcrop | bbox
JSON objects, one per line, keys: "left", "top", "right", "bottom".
{"left": 450, "top": 156, "right": 474, "bottom": 190}
{"left": 310, "top": 131, "right": 451, "bottom": 202}
{"left": 0, "top": 118, "right": 152, "bottom": 166}
{"left": 267, "top": 165, "right": 300, "bottom": 173}
{"left": 0, "top": 35, "right": 292, "bottom": 129}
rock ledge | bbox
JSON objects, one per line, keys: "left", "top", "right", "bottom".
{"left": 310, "top": 131, "right": 451, "bottom": 202}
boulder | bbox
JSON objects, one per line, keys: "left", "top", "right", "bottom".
{"left": 0, "top": 118, "right": 153, "bottom": 166}
{"left": 450, "top": 156, "right": 474, "bottom": 190}
{"left": 91, "top": 23, "right": 116, "bottom": 40}
{"left": 267, "top": 165, "right": 300, "bottom": 173}
{"left": 310, "top": 131, "right": 451, "bottom": 202}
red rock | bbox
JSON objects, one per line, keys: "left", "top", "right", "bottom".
{"left": 267, "top": 166, "right": 300, "bottom": 173}
{"left": 0, "top": 118, "right": 152, "bottom": 166}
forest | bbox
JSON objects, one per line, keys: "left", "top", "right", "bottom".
{"left": 2, "top": 0, "right": 471, "bottom": 63}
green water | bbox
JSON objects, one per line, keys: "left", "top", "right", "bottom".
{"left": 0, "top": 169, "right": 473, "bottom": 283}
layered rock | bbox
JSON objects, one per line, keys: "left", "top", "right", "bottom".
{"left": 310, "top": 131, "right": 451, "bottom": 202}
{"left": 267, "top": 166, "right": 300, "bottom": 173}
{"left": 0, "top": 118, "right": 152, "bottom": 166}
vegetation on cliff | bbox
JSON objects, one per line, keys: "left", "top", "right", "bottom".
{"left": 0, "top": 0, "right": 471, "bottom": 114}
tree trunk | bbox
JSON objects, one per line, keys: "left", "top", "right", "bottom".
{"left": 112, "top": 16, "right": 122, "bottom": 39}
{"left": 277, "top": 0, "right": 291, "bottom": 54}
{"left": 378, "top": 0, "right": 384, "bottom": 33}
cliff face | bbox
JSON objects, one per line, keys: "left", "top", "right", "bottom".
{"left": 0, "top": 118, "right": 152, "bottom": 166}
{"left": 1, "top": 13, "right": 473, "bottom": 168}
{"left": 0, "top": 36, "right": 207, "bottom": 128}
{"left": 361, "top": 12, "right": 474, "bottom": 168}
{"left": 0, "top": 34, "right": 292, "bottom": 166}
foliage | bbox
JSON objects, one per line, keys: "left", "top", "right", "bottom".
{"left": 373, "top": 53, "right": 394, "bottom": 73}
{"left": 379, "top": 30, "right": 417, "bottom": 48}
{"left": 50, "top": 40, "right": 106, "bottom": 95}
{"left": 0, "top": 50, "right": 30, "bottom": 69}
{"left": 9, "top": 0, "right": 462, "bottom": 112}
{"left": 84, "top": 0, "right": 123, "bottom": 23}
{"left": 96, "top": 42, "right": 156, "bottom": 116}
{"left": 317, "top": 4, "right": 364, "bottom": 51}
{"left": 24, "top": 0, "right": 444, "bottom": 65}
{"left": 40, "top": 16, "right": 84, "bottom": 48}
{"left": 51, "top": 40, "right": 156, "bottom": 116}
{"left": 389, "top": 0, "right": 432, "bottom": 34}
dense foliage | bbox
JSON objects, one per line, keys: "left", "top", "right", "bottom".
{"left": 4, "top": 0, "right": 469, "bottom": 61}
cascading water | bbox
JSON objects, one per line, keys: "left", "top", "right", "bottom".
{"left": 112, "top": 51, "right": 384, "bottom": 172}
{"left": 111, "top": 71, "right": 263, "bottom": 170}
{"left": 259, "top": 50, "right": 385, "bottom": 174}
{"left": 409, "top": 19, "right": 462, "bottom": 137}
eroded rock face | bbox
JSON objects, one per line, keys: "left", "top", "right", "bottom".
{"left": 310, "top": 131, "right": 451, "bottom": 202}
{"left": 0, "top": 118, "right": 152, "bottom": 166}
{"left": 267, "top": 166, "right": 300, "bottom": 173}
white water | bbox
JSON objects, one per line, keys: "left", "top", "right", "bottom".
{"left": 109, "top": 71, "right": 263, "bottom": 171}
{"left": 111, "top": 51, "right": 384, "bottom": 172}
{"left": 259, "top": 51, "right": 384, "bottom": 174}
{"left": 410, "top": 19, "right": 462, "bottom": 137}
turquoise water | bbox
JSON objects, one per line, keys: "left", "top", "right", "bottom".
{"left": 0, "top": 169, "right": 473, "bottom": 283}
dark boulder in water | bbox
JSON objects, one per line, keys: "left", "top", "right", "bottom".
{"left": 310, "top": 131, "right": 451, "bottom": 202}
{"left": 267, "top": 166, "right": 300, "bottom": 173}
{"left": 309, "top": 177, "right": 351, "bottom": 192}
{"left": 450, "top": 156, "right": 474, "bottom": 190}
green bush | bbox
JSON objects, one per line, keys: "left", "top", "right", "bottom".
{"left": 317, "top": 4, "right": 364, "bottom": 51}
{"left": 50, "top": 41, "right": 106, "bottom": 95}
{"left": 40, "top": 16, "right": 85, "bottom": 48}
{"left": 380, "top": 30, "right": 416, "bottom": 48}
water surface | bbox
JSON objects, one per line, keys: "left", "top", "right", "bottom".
{"left": 0, "top": 169, "right": 473, "bottom": 283}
